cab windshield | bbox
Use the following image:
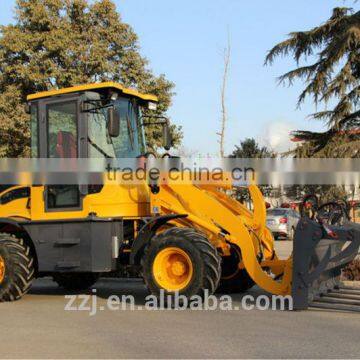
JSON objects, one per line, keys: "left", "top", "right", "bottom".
{"left": 88, "top": 98, "right": 146, "bottom": 158}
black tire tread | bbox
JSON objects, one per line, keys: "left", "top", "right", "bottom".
{"left": 218, "top": 269, "right": 255, "bottom": 293}
{"left": 0, "top": 233, "right": 35, "bottom": 302}
{"left": 142, "top": 227, "right": 221, "bottom": 297}
{"left": 218, "top": 244, "right": 255, "bottom": 294}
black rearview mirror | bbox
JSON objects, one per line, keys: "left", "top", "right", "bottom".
{"left": 108, "top": 107, "right": 120, "bottom": 138}
{"left": 162, "top": 122, "right": 172, "bottom": 151}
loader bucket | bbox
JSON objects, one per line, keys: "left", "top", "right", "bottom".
{"left": 291, "top": 218, "right": 360, "bottom": 311}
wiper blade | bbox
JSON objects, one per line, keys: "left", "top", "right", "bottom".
{"left": 126, "top": 115, "right": 134, "bottom": 150}
{"left": 87, "top": 137, "right": 114, "bottom": 158}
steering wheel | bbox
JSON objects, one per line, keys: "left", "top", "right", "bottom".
{"left": 317, "top": 201, "right": 350, "bottom": 225}
{"left": 300, "top": 194, "right": 319, "bottom": 219}
{"left": 300, "top": 192, "right": 350, "bottom": 226}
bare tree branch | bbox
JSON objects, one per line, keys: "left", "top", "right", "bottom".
{"left": 218, "top": 33, "right": 231, "bottom": 158}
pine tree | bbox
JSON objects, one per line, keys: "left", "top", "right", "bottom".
{"left": 230, "top": 138, "right": 274, "bottom": 203}
{"left": 230, "top": 138, "right": 274, "bottom": 158}
{"left": 265, "top": 7, "right": 360, "bottom": 157}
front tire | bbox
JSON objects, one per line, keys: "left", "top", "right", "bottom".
{"left": 0, "top": 233, "right": 35, "bottom": 302}
{"left": 218, "top": 244, "right": 254, "bottom": 293}
{"left": 142, "top": 227, "right": 221, "bottom": 301}
{"left": 53, "top": 273, "right": 99, "bottom": 291}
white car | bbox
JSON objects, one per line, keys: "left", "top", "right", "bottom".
{"left": 266, "top": 208, "right": 301, "bottom": 240}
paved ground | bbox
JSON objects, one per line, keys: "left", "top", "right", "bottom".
{"left": 274, "top": 240, "right": 293, "bottom": 259}
{"left": 1, "top": 241, "right": 359, "bottom": 359}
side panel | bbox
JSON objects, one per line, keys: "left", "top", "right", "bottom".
{"left": 23, "top": 219, "right": 123, "bottom": 273}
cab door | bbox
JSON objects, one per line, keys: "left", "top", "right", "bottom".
{"left": 32, "top": 95, "right": 87, "bottom": 218}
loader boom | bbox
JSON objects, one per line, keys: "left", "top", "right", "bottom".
{"left": 150, "top": 182, "right": 293, "bottom": 295}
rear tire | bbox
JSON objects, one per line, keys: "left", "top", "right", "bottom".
{"left": 53, "top": 273, "right": 99, "bottom": 291}
{"left": 218, "top": 244, "right": 255, "bottom": 293}
{"left": 142, "top": 227, "right": 221, "bottom": 302}
{"left": 0, "top": 233, "right": 35, "bottom": 302}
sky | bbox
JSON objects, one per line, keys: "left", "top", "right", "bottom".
{"left": 0, "top": 0, "right": 354, "bottom": 155}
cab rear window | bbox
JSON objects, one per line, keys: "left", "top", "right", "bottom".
{"left": 0, "top": 188, "right": 30, "bottom": 205}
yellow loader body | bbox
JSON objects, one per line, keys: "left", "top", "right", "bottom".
{"left": 0, "top": 83, "right": 358, "bottom": 311}
{"left": 0, "top": 179, "right": 292, "bottom": 297}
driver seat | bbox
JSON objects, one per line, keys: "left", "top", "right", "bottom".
{"left": 56, "top": 131, "right": 77, "bottom": 158}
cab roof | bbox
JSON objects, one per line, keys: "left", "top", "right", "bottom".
{"left": 27, "top": 82, "right": 158, "bottom": 102}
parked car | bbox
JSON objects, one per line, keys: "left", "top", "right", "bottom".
{"left": 266, "top": 208, "right": 301, "bottom": 240}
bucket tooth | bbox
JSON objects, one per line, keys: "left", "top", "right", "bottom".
{"left": 331, "top": 288, "right": 360, "bottom": 296}
{"left": 310, "top": 288, "right": 360, "bottom": 312}
{"left": 337, "top": 285, "right": 360, "bottom": 293}
{"left": 325, "top": 292, "right": 360, "bottom": 301}
{"left": 310, "top": 301, "right": 360, "bottom": 313}
{"left": 314, "top": 295, "right": 360, "bottom": 306}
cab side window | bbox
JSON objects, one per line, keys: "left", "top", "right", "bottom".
{"left": 31, "top": 106, "right": 39, "bottom": 158}
{"left": 46, "top": 101, "right": 80, "bottom": 209}
{"left": 47, "top": 102, "right": 77, "bottom": 158}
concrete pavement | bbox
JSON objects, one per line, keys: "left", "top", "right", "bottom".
{"left": 1, "top": 241, "right": 359, "bottom": 359}
{"left": 274, "top": 240, "right": 293, "bottom": 259}
{"left": 1, "top": 278, "right": 359, "bottom": 359}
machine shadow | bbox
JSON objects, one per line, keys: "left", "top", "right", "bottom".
{"left": 28, "top": 278, "right": 293, "bottom": 311}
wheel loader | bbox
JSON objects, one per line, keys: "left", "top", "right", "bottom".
{"left": 0, "top": 82, "right": 359, "bottom": 311}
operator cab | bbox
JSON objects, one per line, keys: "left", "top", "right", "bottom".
{"left": 28, "top": 82, "right": 161, "bottom": 159}
{"left": 27, "top": 82, "right": 167, "bottom": 210}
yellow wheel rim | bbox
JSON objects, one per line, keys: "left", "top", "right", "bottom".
{"left": 0, "top": 255, "right": 5, "bottom": 284}
{"left": 152, "top": 247, "right": 193, "bottom": 291}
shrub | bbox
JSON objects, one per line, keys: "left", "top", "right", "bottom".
{"left": 342, "top": 259, "right": 360, "bottom": 281}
